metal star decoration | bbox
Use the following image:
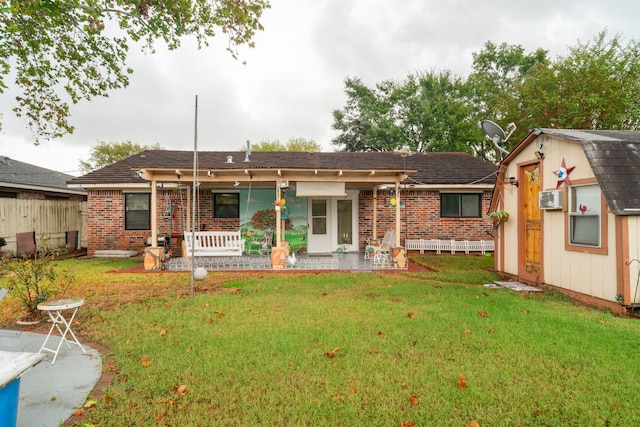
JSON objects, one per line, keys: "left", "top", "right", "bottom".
{"left": 554, "top": 158, "right": 575, "bottom": 188}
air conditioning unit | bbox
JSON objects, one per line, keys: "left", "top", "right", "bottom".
{"left": 539, "top": 189, "right": 564, "bottom": 210}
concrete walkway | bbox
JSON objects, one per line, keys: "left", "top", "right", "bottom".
{"left": 0, "top": 330, "right": 102, "bottom": 427}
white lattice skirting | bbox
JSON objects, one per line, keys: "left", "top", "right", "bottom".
{"left": 405, "top": 239, "right": 495, "bottom": 255}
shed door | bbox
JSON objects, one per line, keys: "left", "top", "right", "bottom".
{"left": 521, "top": 164, "right": 542, "bottom": 280}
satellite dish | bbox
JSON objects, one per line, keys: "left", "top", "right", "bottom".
{"left": 480, "top": 120, "right": 506, "bottom": 142}
{"left": 480, "top": 119, "right": 516, "bottom": 155}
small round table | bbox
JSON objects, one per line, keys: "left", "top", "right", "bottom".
{"left": 37, "top": 298, "right": 87, "bottom": 365}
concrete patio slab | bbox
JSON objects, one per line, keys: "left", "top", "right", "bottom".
{"left": 0, "top": 330, "right": 102, "bottom": 427}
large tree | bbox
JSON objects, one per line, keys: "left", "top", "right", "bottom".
{"left": 465, "top": 41, "right": 548, "bottom": 155}
{"left": 0, "top": 0, "right": 270, "bottom": 142}
{"left": 514, "top": 31, "right": 640, "bottom": 132}
{"left": 79, "top": 140, "right": 163, "bottom": 173}
{"left": 332, "top": 72, "right": 477, "bottom": 155}
{"left": 332, "top": 32, "right": 640, "bottom": 162}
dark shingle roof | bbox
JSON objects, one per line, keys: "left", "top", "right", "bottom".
{"left": 67, "top": 150, "right": 497, "bottom": 187}
{"left": 539, "top": 130, "right": 640, "bottom": 215}
{"left": 0, "top": 156, "right": 80, "bottom": 193}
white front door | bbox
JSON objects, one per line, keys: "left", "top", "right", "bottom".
{"left": 306, "top": 191, "right": 359, "bottom": 253}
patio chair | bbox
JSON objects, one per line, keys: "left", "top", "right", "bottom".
{"left": 364, "top": 230, "right": 395, "bottom": 261}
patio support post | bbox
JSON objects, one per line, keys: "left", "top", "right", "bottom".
{"left": 151, "top": 178, "right": 158, "bottom": 248}
{"left": 395, "top": 181, "right": 401, "bottom": 247}
{"left": 372, "top": 186, "right": 378, "bottom": 241}
{"left": 275, "top": 185, "right": 282, "bottom": 247}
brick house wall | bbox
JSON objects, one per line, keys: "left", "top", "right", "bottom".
{"left": 87, "top": 188, "right": 494, "bottom": 256}
{"left": 358, "top": 189, "right": 494, "bottom": 250}
{"left": 87, "top": 189, "right": 240, "bottom": 256}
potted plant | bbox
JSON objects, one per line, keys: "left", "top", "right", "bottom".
{"left": 1, "top": 242, "right": 75, "bottom": 324}
{"left": 487, "top": 210, "right": 510, "bottom": 225}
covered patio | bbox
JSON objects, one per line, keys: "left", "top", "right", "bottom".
{"left": 136, "top": 149, "right": 415, "bottom": 271}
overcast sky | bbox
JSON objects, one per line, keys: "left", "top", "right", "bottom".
{"left": 2, "top": 0, "right": 640, "bottom": 176}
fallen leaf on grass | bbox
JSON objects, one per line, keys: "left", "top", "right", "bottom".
{"left": 84, "top": 399, "right": 97, "bottom": 408}
{"left": 140, "top": 356, "right": 152, "bottom": 367}
{"left": 159, "top": 329, "right": 167, "bottom": 336}
{"left": 349, "top": 386, "right": 357, "bottom": 393}
{"left": 230, "top": 288, "right": 243, "bottom": 294}
{"left": 401, "top": 422, "right": 415, "bottom": 427}
{"left": 377, "top": 331, "right": 384, "bottom": 336}
{"left": 407, "top": 312, "right": 415, "bottom": 318}
{"left": 464, "top": 329, "right": 472, "bottom": 335}
{"left": 410, "top": 395, "right": 418, "bottom": 406}
{"left": 215, "top": 311, "right": 225, "bottom": 318}
{"left": 170, "top": 384, "right": 187, "bottom": 395}
{"left": 469, "top": 420, "right": 480, "bottom": 427}
{"left": 488, "top": 328, "right": 495, "bottom": 334}
{"left": 164, "top": 302, "right": 172, "bottom": 307}
{"left": 325, "top": 347, "right": 339, "bottom": 358}
{"left": 72, "top": 408, "right": 84, "bottom": 417}
{"left": 477, "top": 310, "right": 488, "bottom": 317}
{"left": 458, "top": 375, "right": 467, "bottom": 389}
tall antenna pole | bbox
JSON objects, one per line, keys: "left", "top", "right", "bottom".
{"left": 190, "top": 95, "right": 198, "bottom": 298}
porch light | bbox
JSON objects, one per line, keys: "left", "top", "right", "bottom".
{"left": 507, "top": 176, "right": 519, "bottom": 187}
{"left": 534, "top": 150, "right": 545, "bottom": 159}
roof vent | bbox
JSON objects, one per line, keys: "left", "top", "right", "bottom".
{"left": 243, "top": 140, "right": 251, "bottom": 162}
{"left": 226, "top": 156, "right": 234, "bottom": 164}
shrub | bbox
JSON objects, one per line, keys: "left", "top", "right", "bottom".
{"left": 1, "top": 242, "right": 75, "bottom": 321}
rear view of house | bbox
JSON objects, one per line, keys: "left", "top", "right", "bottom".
{"left": 67, "top": 150, "right": 497, "bottom": 260}
{"left": 491, "top": 129, "right": 640, "bottom": 314}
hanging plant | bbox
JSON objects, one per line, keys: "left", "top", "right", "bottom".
{"left": 487, "top": 210, "right": 509, "bottom": 224}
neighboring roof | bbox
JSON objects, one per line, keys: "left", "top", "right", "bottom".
{"left": 0, "top": 156, "right": 85, "bottom": 195}
{"left": 67, "top": 150, "right": 497, "bottom": 188}
{"left": 506, "top": 129, "right": 640, "bottom": 215}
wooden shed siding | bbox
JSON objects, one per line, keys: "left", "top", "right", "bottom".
{"left": 500, "top": 135, "right": 623, "bottom": 304}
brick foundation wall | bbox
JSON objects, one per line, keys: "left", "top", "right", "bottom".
{"left": 358, "top": 189, "right": 494, "bottom": 251}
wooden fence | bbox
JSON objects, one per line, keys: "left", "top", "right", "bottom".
{"left": 0, "top": 199, "right": 87, "bottom": 255}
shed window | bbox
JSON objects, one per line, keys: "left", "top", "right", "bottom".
{"left": 440, "top": 193, "right": 481, "bottom": 218}
{"left": 569, "top": 185, "right": 601, "bottom": 247}
{"left": 213, "top": 193, "right": 240, "bottom": 218}
{"left": 125, "top": 193, "right": 150, "bottom": 230}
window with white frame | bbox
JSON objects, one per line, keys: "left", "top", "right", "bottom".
{"left": 569, "top": 184, "right": 601, "bottom": 247}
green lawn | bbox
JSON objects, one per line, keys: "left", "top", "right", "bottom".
{"left": 3, "top": 255, "right": 640, "bottom": 426}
